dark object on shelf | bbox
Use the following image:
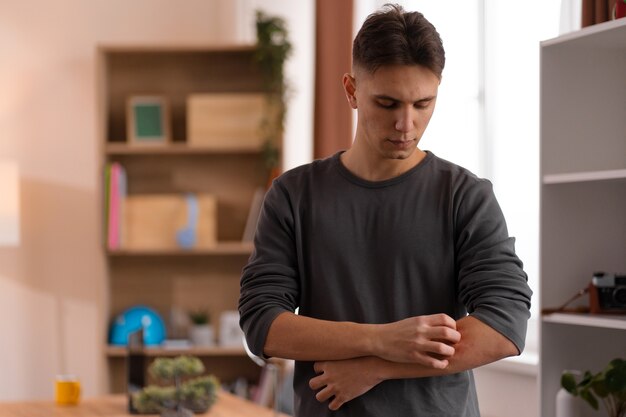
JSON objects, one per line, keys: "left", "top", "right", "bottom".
{"left": 541, "top": 271, "right": 626, "bottom": 316}
{"left": 128, "top": 329, "right": 146, "bottom": 414}
{"left": 541, "top": 287, "right": 590, "bottom": 315}
{"left": 590, "top": 272, "right": 626, "bottom": 314}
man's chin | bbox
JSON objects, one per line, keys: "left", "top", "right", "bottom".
{"left": 384, "top": 147, "right": 416, "bottom": 160}
{"left": 389, "top": 153, "right": 411, "bottom": 160}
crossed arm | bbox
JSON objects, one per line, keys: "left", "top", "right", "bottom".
{"left": 264, "top": 311, "right": 519, "bottom": 410}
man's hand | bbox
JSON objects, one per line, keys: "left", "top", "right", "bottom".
{"left": 309, "top": 357, "right": 383, "bottom": 411}
{"left": 372, "top": 313, "right": 461, "bottom": 368}
{"left": 307, "top": 315, "right": 519, "bottom": 410}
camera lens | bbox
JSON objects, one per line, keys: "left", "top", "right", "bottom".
{"left": 613, "top": 287, "right": 626, "bottom": 306}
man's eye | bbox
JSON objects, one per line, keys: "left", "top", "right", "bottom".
{"left": 414, "top": 101, "right": 432, "bottom": 109}
{"left": 377, "top": 101, "right": 396, "bottom": 109}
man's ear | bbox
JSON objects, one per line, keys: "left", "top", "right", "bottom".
{"left": 342, "top": 73, "right": 357, "bottom": 109}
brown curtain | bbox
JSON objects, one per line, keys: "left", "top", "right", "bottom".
{"left": 582, "top": 0, "right": 617, "bottom": 26}
{"left": 314, "top": 0, "right": 354, "bottom": 160}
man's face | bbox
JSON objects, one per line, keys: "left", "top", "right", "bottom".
{"left": 345, "top": 64, "right": 440, "bottom": 161}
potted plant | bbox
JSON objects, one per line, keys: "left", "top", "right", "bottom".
{"left": 188, "top": 309, "right": 214, "bottom": 346}
{"left": 561, "top": 358, "right": 626, "bottom": 417}
{"left": 255, "top": 11, "right": 292, "bottom": 186}
{"left": 132, "top": 356, "right": 219, "bottom": 417}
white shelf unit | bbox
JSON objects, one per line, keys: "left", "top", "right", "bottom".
{"left": 539, "top": 19, "right": 626, "bottom": 417}
{"left": 542, "top": 313, "right": 626, "bottom": 330}
{"left": 543, "top": 168, "right": 626, "bottom": 184}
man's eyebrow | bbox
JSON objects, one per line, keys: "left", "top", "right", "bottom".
{"left": 373, "top": 94, "right": 436, "bottom": 103}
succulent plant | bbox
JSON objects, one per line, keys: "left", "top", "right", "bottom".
{"left": 132, "top": 356, "right": 219, "bottom": 416}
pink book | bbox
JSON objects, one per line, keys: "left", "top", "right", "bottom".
{"left": 108, "top": 163, "right": 120, "bottom": 249}
{"left": 118, "top": 164, "right": 127, "bottom": 248}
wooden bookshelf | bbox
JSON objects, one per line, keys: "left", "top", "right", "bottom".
{"left": 105, "top": 142, "right": 264, "bottom": 155}
{"left": 99, "top": 45, "right": 274, "bottom": 394}
{"left": 107, "top": 241, "right": 254, "bottom": 257}
{"left": 105, "top": 345, "right": 248, "bottom": 357}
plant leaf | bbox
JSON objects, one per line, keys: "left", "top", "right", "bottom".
{"left": 606, "top": 367, "right": 626, "bottom": 393}
{"left": 580, "top": 389, "right": 599, "bottom": 410}
{"left": 562, "top": 373, "right": 579, "bottom": 395}
{"left": 591, "top": 378, "right": 609, "bottom": 398}
{"left": 580, "top": 371, "right": 594, "bottom": 389}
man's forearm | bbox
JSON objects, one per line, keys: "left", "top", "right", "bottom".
{"left": 308, "top": 315, "right": 519, "bottom": 410}
{"left": 365, "top": 315, "right": 519, "bottom": 380}
{"left": 264, "top": 312, "right": 377, "bottom": 361}
{"left": 264, "top": 311, "right": 461, "bottom": 368}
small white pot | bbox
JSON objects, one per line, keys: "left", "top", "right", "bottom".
{"left": 189, "top": 324, "right": 215, "bottom": 346}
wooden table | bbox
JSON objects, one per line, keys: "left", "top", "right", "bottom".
{"left": 0, "top": 391, "right": 289, "bottom": 417}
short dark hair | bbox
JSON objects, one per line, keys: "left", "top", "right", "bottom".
{"left": 352, "top": 3, "right": 445, "bottom": 78}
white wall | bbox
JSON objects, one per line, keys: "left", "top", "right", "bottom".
{"left": 0, "top": 0, "right": 313, "bottom": 400}
{"left": 352, "top": 2, "right": 552, "bottom": 415}
{"left": 475, "top": 364, "right": 538, "bottom": 417}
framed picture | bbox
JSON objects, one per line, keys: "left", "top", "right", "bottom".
{"left": 127, "top": 95, "right": 170, "bottom": 144}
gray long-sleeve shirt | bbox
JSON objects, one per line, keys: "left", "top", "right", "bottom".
{"left": 239, "top": 151, "right": 532, "bottom": 417}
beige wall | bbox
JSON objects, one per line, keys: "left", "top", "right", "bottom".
{"left": 0, "top": 0, "right": 313, "bottom": 400}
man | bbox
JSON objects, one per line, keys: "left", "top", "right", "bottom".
{"left": 239, "top": 4, "right": 532, "bottom": 416}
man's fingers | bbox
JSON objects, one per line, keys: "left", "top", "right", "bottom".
{"left": 425, "top": 313, "right": 457, "bottom": 329}
{"left": 429, "top": 325, "right": 461, "bottom": 344}
{"left": 423, "top": 340, "right": 455, "bottom": 357}
{"left": 328, "top": 396, "right": 344, "bottom": 411}
{"left": 309, "top": 374, "right": 325, "bottom": 390}
{"left": 418, "top": 315, "right": 461, "bottom": 343}
{"left": 420, "top": 355, "right": 449, "bottom": 370}
{"left": 315, "top": 385, "right": 334, "bottom": 402}
{"left": 317, "top": 386, "right": 345, "bottom": 410}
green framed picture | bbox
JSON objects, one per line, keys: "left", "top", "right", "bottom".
{"left": 127, "top": 96, "right": 170, "bottom": 144}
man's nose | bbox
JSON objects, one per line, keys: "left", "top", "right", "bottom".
{"left": 394, "top": 106, "right": 414, "bottom": 132}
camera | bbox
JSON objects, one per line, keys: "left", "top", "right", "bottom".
{"left": 589, "top": 272, "right": 626, "bottom": 314}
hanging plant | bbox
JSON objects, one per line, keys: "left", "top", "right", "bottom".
{"left": 255, "top": 10, "right": 292, "bottom": 180}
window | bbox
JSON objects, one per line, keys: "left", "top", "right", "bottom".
{"left": 354, "top": 0, "right": 563, "bottom": 359}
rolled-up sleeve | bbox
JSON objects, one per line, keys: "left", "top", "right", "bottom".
{"left": 238, "top": 181, "right": 300, "bottom": 357}
{"left": 454, "top": 179, "right": 532, "bottom": 353}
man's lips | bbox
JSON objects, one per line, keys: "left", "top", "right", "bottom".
{"left": 387, "top": 138, "right": 416, "bottom": 148}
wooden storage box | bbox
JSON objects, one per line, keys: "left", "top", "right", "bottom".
{"left": 186, "top": 93, "right": 265, "bottom": 149}
{"left": 122, "top": 194, "right": 217, "bottom": 250}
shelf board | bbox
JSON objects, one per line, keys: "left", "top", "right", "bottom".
{"left": 541, "top": 18, "right": 626, "bottom": 49}
{"left": 106, "top": 345, "right": 248, "bottom": 358}
{"left": 542, "top": 312, "right": 626, "bottom": 330}
{"left": 107, "top": 241, "right": 254, "bottom": 256}
{"left": 99, "top": 44, "right": 257, "bottom": 53}
{"left": 105, "top": 142, "right": 263, "bottom": 155}
{"left": 543, "top": 169, "right": 626, "bottom": 184}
